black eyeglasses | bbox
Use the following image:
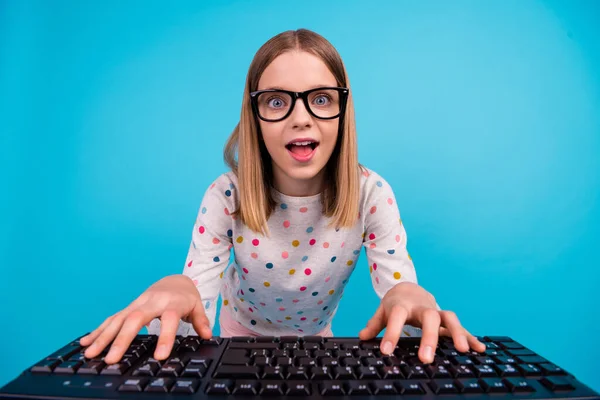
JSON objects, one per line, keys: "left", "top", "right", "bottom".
{"left": 250, "top": 86, "right": 349, "bottom": 122}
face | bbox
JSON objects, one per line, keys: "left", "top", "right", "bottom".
{"left": 256, "top": 51, "right": 340, "bottom": 196}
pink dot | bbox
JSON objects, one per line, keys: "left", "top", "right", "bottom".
{"left": 325, "top": 276, "right": 331, "bottom": 282}
{"left": 317, "top": 300, "right": 324, "bottom": 305}
{"left": 243, "top": 267, "right": 249, "bottom": 273}
{"left": 249, "top": 308, "right": 253, "bottom": 313}
{"left": 376, "top": 277, "right": 380, "bottom": 284}
{"left": 283, "top": 220, "right": 291, "bottom": 228}
{"left": 277, "top": 320, "right": 283, "bottom": 323}
{"left": 369, "top": 243, "right": 376, "bottom": 249}
{"left": 369, "top": 233, "right": 376, "bottom": 240}
{"left": 241, "top": 290, "right": 245, "bottom": 295}
{"left": 362, "top": 170, "right": 370, "bottom": 177}
{"left": 300, "top": 317, "right": 307, "bottom": 321}
{"left": 298, "top": 329, "right": 304, "bottom": 332}
{"left": 279, "top": 307, "right": 285, "bottom": 311}
{"left": 396, "top": 234, "right": 401, "bottom": 242}
{"left": 341, "top": 242, "right": 345, "bottom": 248}
{"left": 292, "top": 299, "right": 299, "bottom": 303}
{"left": 251, "top": 252, "right": 258, "bottom": 259}
{"left": 252, "top": 239, "right": 259, "bottom": 246}
{"left": 387, "top": 198, "right": 393, "bottom": 205}
{"left": 187, "top": 260, "right": 192, "bottom": 267}
{"left": 309, "top": 239, "right": 316, "bottom": 246}
{"left": 212, "top": 238, "right": 220, "bottom": 244}
{"left": 210, "top": 183, "right": 216, "bottom": 189}
{"left": 304, "top": 268, "right": 312, "bottom": 275}
{"left": 300, "top": 286, "right": 307, "bottom": 291}
{"left": 323, "top": 242, "right": 330, "bottom": 248}
{"left": 373, "top": 263, "right": 377, "bottom": 271}
{"left": 370, "top": 206, "right": 377, "bottom": 214}
{"left": 282, "top": 251, "right": 289, "bottom": 259}
{"left": 224, "top": 207, "right": 230, "bottom": 216}
{"left": 260, "top": 302, "right": 266, "bottom": 306}
{"left": 299, "top": 207, "right": 308, "bottom": 213}
{"left": 199, "top": 226, "right": 205, "bottom": 234}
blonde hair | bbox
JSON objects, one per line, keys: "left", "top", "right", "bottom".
{"left": 224, "top": 29, "right": 363, "bottom": 236}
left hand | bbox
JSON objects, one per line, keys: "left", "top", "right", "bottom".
{"left": 359, "top": 281, "right": 486, "bottom": 364}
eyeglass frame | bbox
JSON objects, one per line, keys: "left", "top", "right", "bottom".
{"left": 249, "top": 86, "right": 350, "bottom": 122}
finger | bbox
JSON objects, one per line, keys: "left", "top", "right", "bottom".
{"left": 81, "top": 314, "right": 116, "bottom": 348}
{"left": 418, "top": 308, "right": 441, "bottom": 364}
{"left": 83, "top": 313, "right": 128, "bottom": 360}
{"left": 105, "top": 308, "right": 153, "bottom": 364}
{"left": 153, "top": 309, "right": 181, "bottom": 360}
{"left": 439, "top": 311, "right": 470, "bottom": 353}
{"left": 358, "top": 304, "right": 385, "bottom": 340}
{"left": 465, "top": 329, "right": 487, "bottom": 353}
{"left": 189, "top": 302, "right": 212, "bottom": 340}
{"left": 379, "top": 305, "right": 408, "bottom": 355}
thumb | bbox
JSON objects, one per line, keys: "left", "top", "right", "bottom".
{"left": 359, "top": 303, "right": 386, "bottom": 340}
{"left": 188, "top": 300, "right": 213, "bottom": 339}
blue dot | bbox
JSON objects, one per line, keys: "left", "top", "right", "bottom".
{"left": 266, "top": 262, "right": 273, "bottom": 269}
{"left": 294, "top": 324, "right": 300, "bottom": 328}
{"left": 201, "top": 207, "right": 207, "bottom": 214}
{"left": 319, "top": 321, "right": 323, "bottom": 325}
{"left": 330, "top": 256, "right": 337, "bottom": 262}
{"left": 225, "top": 190, "right": 232, "bottom": 197}
{"left": 323, "top": 306, "right": 328, "bottom": 311}
{"left": 234, "top": 307, "right": 238, "bottom": 312}
{"left": 213, "top": 256, "right": 220, "bottom": 262}
{"left": 249, "top": 288, "right": 255, "bottom": 292}
{"left": 387, "top": 249, "right": 396, "bottom": 255}
{"left": 205, "top": 301, "right": 210, "bottom": 309}
{"left": 376, "top": 181, "right": 383, "bottom": 187}
{"left": 192, "top": 241, "right": 196, "bottom": 249}
{"left": 249, "top": 300, "right": 255, "bottom": 305}
{"left": 306, "top": 226, "right": 313, "bottom": 233}
{"left": 342, "top": 279, "right": 348, "bottom": 284}
{"left": 297, "top": 311, "right": 303, "bottom": 315}
{"left": 353, "top": 250, "right": 360, "bottom": 255}
{"left": 302, "top": 256, "right": 308, "bottom": 262}
{"left": 251, "top": 320, "right": 257, "bottom": 325}
{"left": 266, "top": 318, "right": 271, "bottom": 323}
{"left": 276, "top": 297, "right": 283, "bottom": 302}
{"left": 227, "top": 229, "right": 233, "bottom": 237}
{"left": 281, "top": 203, "right": 288, "bottom": 210}
{"left": 230, "top": 183, "right": 235, "bottom": 189}
{"left": 312, "top": 292, "right": 318, "bottom": 296}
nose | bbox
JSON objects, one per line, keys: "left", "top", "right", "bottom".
{"left": 289, "top": 97, "right": 312, "bottom": 129}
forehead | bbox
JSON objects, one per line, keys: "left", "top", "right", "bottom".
{"left": 258, "top": 50, "right": 337, "bottom": 91}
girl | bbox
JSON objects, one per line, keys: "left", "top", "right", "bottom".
{"left": 81, "top": 29, "right": 486, "bottom": 366}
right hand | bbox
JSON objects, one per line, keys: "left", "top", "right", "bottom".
{"left": 80, "top": 274, "right": 212, "bottom": 364}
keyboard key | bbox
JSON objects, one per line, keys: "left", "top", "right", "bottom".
{"left": 507, "top": 348, "right": 536, "bottom": 356}
{"left": 380, "top": 365, "right": 404, "bottom": 379}
{"left": 499, "top": 340, "right": 525, "bottom": 349}
{"left": 356, "top": 366, "right": 378, "bottom": 379}
{"left": 262, "top": 366, "right": 285, "bottom": 379}
{"left": 202, "top": 337, "right": 223, "bottom": 345}
{"left": 505, "top": 377, "right": 536, "bottom": 392}
{"left": 345, "top": 381, "right": 371, "bottom": 395}
{"left": 206, "top": 379, "right": 233, "bottom": 394}
{"left": 144, "top": 377, "right": 174, "bottom": 392}
{"left": 320, "top": 381, "right": 345, "bottom": 395}
{"left": 452, "top": 364, "right": 475, "bottom": 378}
{"left": 232, "top": 380, "right": 259, "bottom": 395}
{"left": 494, "top": 363, "right": 520, "bottom": 376}
{"left": 259, "top": 382, "right": 285, "bottom": 396}
{"left": 426, "top": 364, "right": 452, "bottom": 378}
{"left": 31, "top": 359, "right": 60, "bottom": 373}
{"left": 187, "top": 356, "right": 211, "bottom": 368}
{"left": 517, "top": 363, "right": 543, "bottom": 376}
{"left": 100, "top": 363, "right": 129, "bottom": 375}
{"left": 472, "top": 364, "right": 497, "bottom": 377}
{"left": 395, "top": 381, "right": 426, "bottom": 395}
{"left": 77, "top": 361, "right": 105, "bottom": 375}
{"left": 54, "top": 361, "right": 82, "bottom": 374}
{"left": 541, "top": 376, "right": 576, "bottom": 391}
{"left": 119, "top": 378, "right": 148, "bottom": 392}
{"left": 286, "top": 366, "right": 309, "bottom": 379}
{"left": 456, "top": 378, "right": 484, "bottom": 393}
{"left": 310, "top": 366, "right": 332, "bottom": 380}
{"left": 400, "top": 365, "right": 427, "bottom": 379}
{"left": 429, "top": 379, "right": 459, "bottom": 394}
{"left": 517, "top": 355, "right": 548, "bottom": 364}
{"left": 481, "top": 377, "right": 510, "bottom": 393}
{"left": 181, "top": 365, "right": 206, "bottom": 377}
{"left": 287, "top": 381, "right": 311, "bottom": 396}
{"left": 157, "top": 363, "right": 183, "bottom": 377}
{"left": 213, "top": 365, "right": 261, "bottom": 379}
{"left": 371, "top": 380, "right": 397, "bottom": 395}
{"left": 540, "top": 362, "right": 567, "bottom": 375}
{"left": 133, "top": 362, "right": 159, "bottom": 377}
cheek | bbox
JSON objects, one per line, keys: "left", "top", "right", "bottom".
{"left": 319, "top": 121, "right": 339, "bottom": 148}
{"left": 259, "top": 123, "right": 284, "bottom": 152}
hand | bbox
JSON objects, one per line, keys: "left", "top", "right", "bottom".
{"left": 359, "top": 282, "right": 486, "bottom": 363}
{"left": 80, "top": 274, "right": 212, "bottom": 364}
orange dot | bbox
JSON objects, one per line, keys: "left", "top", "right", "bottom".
{"left": 369, "top": 265, "right": 373, "bottom": 273}
{"left": 299, "top": 207, "right": 308, "bottom": 213}
{"left": 264, "top": 281, "right": 270, "bottom": 287}
{"left": 408, "top": 253, "right": 412, "bottom": 261}
{"left": 393, "top": 272, "right": 401, "bottom": 280}
{"left": 236, "top": 236, "right": 244, "bottom": 243}
{"left": 323, "top": 242, "right": 330, "bottom": 248}
{"left": 347, "top": 260, "right": 353, "bottom": 266}
{"left": 251, "top": 252, "right": 258, "bottom": 259}
{"left": 220, "top": 272, "right": 224, "bottom": 278}
{"left": 370, "top": 206, "right": 377, "bottom": 214}
{"left": 212, "top": 238, "right": 220, "bottom": 244}
{"left": 285, "top": 316, "right": 292, "bottom": 320}
{"left": 292, "top": 240, "right": 300, "bottom": 247}
{"left": 289, "top": 269, "right": 296, "bottom": 275}
{"left": 387, "top": 198, "right": 393, "bottom": 205}
{"left": 369, "top": 243, "right": 376, "bottom": 249}
{"left": 283, "top": 220, "right": 290, "bottom": 228}
{"left": 329, "top": 289, "right": 335, "bottom": 295}
{"left": 223, "top": 299, "right": 229, "bottom": 305}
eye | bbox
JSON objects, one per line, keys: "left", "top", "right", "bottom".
{"left": 267, "top": 96, "right": 286, "bottom": 109}
{"left": 313, "top": 94, "right": 331, "bottom": 106}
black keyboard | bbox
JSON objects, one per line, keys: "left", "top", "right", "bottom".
{"left": 1, "top": 334, "right": 598, "bottom": 399}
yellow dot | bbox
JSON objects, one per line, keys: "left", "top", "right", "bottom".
{"left": 362, "top": 232, "right": 365, "bottom": 238}
{"left": 240, "top": 298, "right": 244, "bottom": 302}
{"left": 264, "top": 281, "right": 270, "bottom": 287}
{"left": 408, "top": 253, "right": 412, "bottom": 261}
{"left": 292, "top": 240, "right": 300, "bottom": 247}
{"left": 289, "top": 269, "right": 296, "bottom": 275}
{"left": 285, "top": 316, "right": 291, "bottom": 320}
{"left": 220, "top": 272, "right": 224, "bottom": 278}
{"left": 236, "top": 236, "right": 244, "bottom": 243}
{"left": 329, "top": 289, "right": 335, "bottom": 295}
{"left": 347, "top": 260, "right": 353, "bottom": 266}
{"left": 223, "top": 299, "right": 229, "bottom": 306}
{"left": 369, "top": 265, "right": 373, "bottom": 273}
{"left": 393, "top": 272, "right": 401, "bottom": 280}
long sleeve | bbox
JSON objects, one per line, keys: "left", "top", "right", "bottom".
{"left": 147, "top": 173, "right": 235, "bottom": 336}
{"left": 362, "top": 172, "right": 440, "bottom": 337}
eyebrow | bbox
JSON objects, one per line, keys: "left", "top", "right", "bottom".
{"left": 260, "top": 84, "right": 336, "bottom": 91}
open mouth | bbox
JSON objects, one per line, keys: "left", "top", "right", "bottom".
{"left": 285, "top": 140, "right": 319, "bottom": 157}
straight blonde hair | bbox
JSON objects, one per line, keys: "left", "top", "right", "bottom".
{"left": 224, "top": 29, "right": 363, "bottom": 236}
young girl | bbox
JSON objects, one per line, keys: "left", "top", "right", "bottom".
{"left": 81, "top": 29, "right": 485, "bottom": 366}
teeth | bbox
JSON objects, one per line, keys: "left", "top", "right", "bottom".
{"left": 290, "top": 141, "right": 313, "bottom": 146}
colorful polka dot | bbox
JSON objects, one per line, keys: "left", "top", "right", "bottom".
{"left": 227, "top": 229, "right": 233, "bottom": 237}
{"left": 330, "top": 256, "right": 336, "bottom": 262}
{"left": 283, "top": 220, "right": 291, "bottom": 228}
{"left": 373, "top": 263, "right": 378, "bottom": 270}
{"left": 281, "top": 203, "right": 288, "bottom": 209}
{"left": 212, "top": 238, "right": 220, "bottom": 244}
{"left": 252, "top": 239, "right": 260, "bottom": 246}
{"left": 376, "top": 181, "right": 383, "bottom": 187}
{"left": 300, "top": 286, "right": 307, "bottom": 291}
{"left": 292, "top": 240, "right": 300, "bottom": 247}
{"left": 329, "top": 289, "right": 335, "bottom": 295}
{"left": 369, "top": 233, "right": 376, "bottom": 240}
{"left": 353, "top": 249, "right": 360, "bottom": 255}
{"left": 387, "top": 198, "right": 393, "bottom": 205}
{"left": 242, "top": 267, "right": 249, "bottom": 274}
{"left": 299, "top": 207, "right": 308, "bottom": 213}
{"left": 323, "top": 242, "right": 330, "bottom": 248}
{"left": 393, "top": 272, "right": 401, "bottom": 279}
{"left": 304, "top": 268, "right": 312, "bottom": 275}
{"left": 346, "top": 260, "right": 353, "bottom": 266}
{"left": 264, "top": 281, "right": 270, "bottom": 287}
{"left": 309, "top": 239, "right": 316, "bottom": 246}
{"left": 387, "top": 249, "right": 395, "bottom": 254}
{"left": 251, "top": 252, "right": 258, "bottom": 259}
{"left": 224, "top": 207, "right": 230, "bottom": 216}
{"left": 302, "top": 256, "right": 308, "bottom": 262}
{"left": 282, "top": 251, "right": 289, "bottom": 259}
{"left": 396, "top": 234, "right": 401, "bottom": 242}
{"left": 276, "top": 297, "right": 283, "bottom": 302}
{"left": 325, "top": 276, "right": 331, "bottom": 282}
{"left": 201, "top": 207, "right": 207, "bottom": 214}
{"left": 223, "top": 299, "right": 229, "bottom": 305}
{"left": 199, "top": 226, "right": 205, "bottom": 234}
{"left": 213, "top": 256, "right": 220, "bottom": 262}
{"left": 306, "top": 227, "right": 313, "bottom": 233}
{"left": 312, "top": 291, "right": 318, "bottom": 296}
{"left": 285, "top": 316, "right": 292, "bottom": 320}
{"left": 370, "top": 206, "right": 377, "bottom": 214}
{"left": 266, "top": 262, "right": 273, "bottom": 269}
{"left": 289, "top": 269, "right": 296, "bottom": 275}
{"left": 236, "top": 236, "right": 243, "bottom": 243}
{"left": 249, "top": 288, "right": 255, "bottom": 292}
{"left": 250, "top": 320, "right": 256, "bottom": 325}
{"left": 225, "top": 189, "right": 232, "bottom": 196}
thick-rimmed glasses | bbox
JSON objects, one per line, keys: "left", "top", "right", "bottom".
{"left": 250, "top": 87, "right": 349, "bottom": 122}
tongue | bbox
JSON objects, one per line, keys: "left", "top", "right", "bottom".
{"left": 289, "top": 145, "right": 312, "bottom": 156}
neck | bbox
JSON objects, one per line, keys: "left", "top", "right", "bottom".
{"left": 272, "top": 167, "right": 326, "bottom": 197}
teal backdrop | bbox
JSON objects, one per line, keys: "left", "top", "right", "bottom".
{"left": 1, "top": 0, "right": 599, "bottom": 392}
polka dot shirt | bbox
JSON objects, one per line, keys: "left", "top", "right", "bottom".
{"left": 150, "top": 167, "right": 421, "bottom": 336}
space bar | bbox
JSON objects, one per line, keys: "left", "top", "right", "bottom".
{"left": 213, "top": 365, "right": 261, "bottom": 379}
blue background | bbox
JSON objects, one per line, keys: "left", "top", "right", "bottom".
{"left": 1, "top": 0, "right": 598, "bottom": 392}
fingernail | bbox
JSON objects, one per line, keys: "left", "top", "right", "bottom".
{"left": 423, "top": 345, "right": 433, "bottom": 362}
{"left": 156, "top": 344, "right": 168, "bottom": 358}
{"left": 381, "top": 341, "right": 393, "bottom": 355}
